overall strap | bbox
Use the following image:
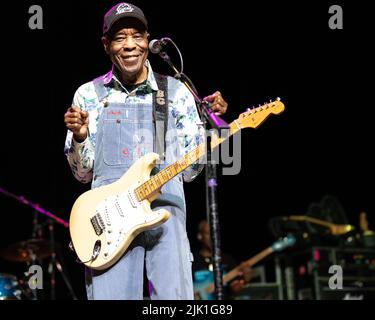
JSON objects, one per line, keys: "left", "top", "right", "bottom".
{"left": 93, "top": 76, "right": 109, "bottom": 105}
{"left": 153, "top": 73, "right": 169, "bottom": 161}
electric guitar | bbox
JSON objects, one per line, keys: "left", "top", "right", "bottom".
{"left": 69, "top": 99, "right": 285, "bottom": 270}
{"left": 193, "top": 234, "right": 296, "bottom": 300}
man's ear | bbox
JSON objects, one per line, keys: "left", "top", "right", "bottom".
{"left": 197, "top": 233, "right": 202, "bottom": 241}
{"left": 101, "top": 36, "right": 110, "bottom": 54}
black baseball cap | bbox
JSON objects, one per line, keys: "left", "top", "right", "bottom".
{"left": 103, "top": 3, "right": 148, "bottom": 35}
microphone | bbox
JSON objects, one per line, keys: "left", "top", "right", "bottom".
{"left": 148, "top": 38, "right": 170, "bottom": 54}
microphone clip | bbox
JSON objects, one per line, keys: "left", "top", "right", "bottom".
{"left": 149, "top": 37, "right": 171, "bottom": 54}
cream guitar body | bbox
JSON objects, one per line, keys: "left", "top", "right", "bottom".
{"left": 69, "top": 153, "right": 168, "bottom": 270}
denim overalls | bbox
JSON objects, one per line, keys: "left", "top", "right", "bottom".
{"left": 85, "top": 75, "right": 194, "bottom": 300}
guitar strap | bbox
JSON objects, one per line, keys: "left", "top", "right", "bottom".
{"left": 153, "top": 72, "right": 169, "bottom": 162}
{"left": 92, "top": 72, "right": 168, "bottom": 162}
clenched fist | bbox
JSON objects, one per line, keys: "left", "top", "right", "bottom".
{"left": 64, "top": 105, "right": 89, "bottom": 142}
{"left": 204, "top": 91, "right": 228, "bottom": 116}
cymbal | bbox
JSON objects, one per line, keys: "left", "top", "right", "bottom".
{"left": 0, "top": 239, "right": 52, "bottom": 262}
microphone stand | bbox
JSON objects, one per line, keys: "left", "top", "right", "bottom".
{"left": 30, "top": 209, "right": 43, "bottom": 300}
{"left": 48, "top": 220, "right": 56, "bottom": 300}
{"left": 48, "top": 219, "right": 78, "bottom": 300}
{"left": 157, "top": 50, "right": 229, "bottom": 300}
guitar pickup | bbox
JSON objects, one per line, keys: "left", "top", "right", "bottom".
{"left": 115, "top": 198, "right": 125, "bottom": 217}
{"left": 127, "top": 191, "right": 137, "bottom": 208}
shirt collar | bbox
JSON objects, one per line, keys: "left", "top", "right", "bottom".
{"left": 102, "top": 60, "right": 159, "bottom": 92}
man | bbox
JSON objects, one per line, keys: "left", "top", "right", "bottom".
{"left": 64, "top": 3, "right": 228, "bottom": 300}
{"left": 193, "top": 220, "right": 253, "bottom": 299}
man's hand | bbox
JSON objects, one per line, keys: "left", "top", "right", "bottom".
{"left": 64, "top": 105, "right": 89, "bottom": 142}
{"left": 204, "top": 91, "right": 228, "bottom": 116}
{"left": 237, "top": 262, "right": 255, "bottom": 282}
{"left": 229, "top": 263, "right": 255, "bottom": 296}
{"left": 229, "top": 278, "right": 247, "bottom": 295}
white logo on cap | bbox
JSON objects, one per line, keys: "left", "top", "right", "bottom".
{"left": 116, "top": 3, "right": 134, "bottom": 15}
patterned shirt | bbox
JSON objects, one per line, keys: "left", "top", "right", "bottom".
{"left": 64, "top": 60, "right": 205, "bottom": 185}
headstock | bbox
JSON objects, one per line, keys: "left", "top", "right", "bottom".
{"left": 236, "top": 98, "right": 285, "bottom": 129}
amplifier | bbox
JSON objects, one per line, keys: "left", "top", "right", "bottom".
{"left": 297, "top": 278, "right": 375, "bottom": 300}
{"left": 278, "top": 246, "right": 375, "bottom": 300}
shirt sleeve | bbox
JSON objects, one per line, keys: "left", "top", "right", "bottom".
{"left": 64, "top": 89, "right": 95, "bottom": 184}
{"left": 171, "top": 83, "right": 206, "bottom": 183}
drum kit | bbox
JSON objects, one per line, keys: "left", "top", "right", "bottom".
{"left": 0, "top": 239, "right": 52, "bottom": 300}
{"left": 0, "top": 187, "right": 77, "bottom": 300}
{"left": 0, "top": 238, "right": 54, "bottom": 300}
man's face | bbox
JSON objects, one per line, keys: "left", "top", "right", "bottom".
{"left": 103, "top": 19, "right": 149, "bottom": 82}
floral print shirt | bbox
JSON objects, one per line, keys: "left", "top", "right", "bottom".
{"left": 64, "top": 60, "right": 205, "bottom": 185}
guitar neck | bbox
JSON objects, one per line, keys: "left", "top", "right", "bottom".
{"left": 222, "top": 247, "right": 273, "bottom": 285}
{"left": 134, "top": 121, "right": 240, "bottom": 201}
{"left": 288, "top": 215, "right": 336, "bottom": 229}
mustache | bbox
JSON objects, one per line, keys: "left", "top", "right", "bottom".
{"left": 113, "top": 49, "right": 147, "bottom": 67}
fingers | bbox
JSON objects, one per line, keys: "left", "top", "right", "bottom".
{"left": 68, "top": 105, "right": 88, "bottom": 119}
{"left": 64, "top": 105, "right": 89, "bottom": 132}
{"left": 229, "top": 279, "right": 246, "bottom": 293}
{"left": 204, "top": 91, "right": 221, "bottom": 102}
{"left": 65, "top": 115, "right": 84, "bottom": 125}
{"left": 65, "top": 105, "right": 87, "bottom": 121}
{"left": 80, "top": 110, "right": 89, "bottom": 119}
{"left": 66, "top": 123, "right": 83, "bottom": 130}
{"left": 231, "top": 279, "right": 241, "bottom": 286}
{"left": 204, "top": 91, "right": 228, "bottom": 116}
{"left": 64, "top": 112, "right": 84, "bottom": 125}
{"left": 68, "top": 105, "right": 81, "bottom": 113}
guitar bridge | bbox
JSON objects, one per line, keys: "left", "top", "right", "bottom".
{"left": 91, "top": 213, "right": 105, "bottom": 236}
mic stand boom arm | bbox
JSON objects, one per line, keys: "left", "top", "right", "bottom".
{"left": 158, "top": 52, "right": 229, "bottom": 130}
{"left": 157, "top": 49, "right": 228, "bottom": 300}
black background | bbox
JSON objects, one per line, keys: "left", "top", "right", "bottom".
{"left": 0, "top": 0, "right": 373, "bottom": 300}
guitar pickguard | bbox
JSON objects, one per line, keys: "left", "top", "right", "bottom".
{"left": 94, "top": 186, "right": 159, "bottom": 259}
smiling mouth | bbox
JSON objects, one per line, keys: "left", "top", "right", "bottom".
{"left": 122, "top": 55, "right": 139, "bottom": 61}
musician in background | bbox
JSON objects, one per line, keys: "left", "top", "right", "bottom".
{"left": 193, "top": 220, "right": 253, "bottom": 299}
{"left": 63, "top": 2, "right": 227, "bottom": 300}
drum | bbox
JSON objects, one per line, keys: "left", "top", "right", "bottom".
{"left": 0, "top": 273, "right": 21, "bottom": 300}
